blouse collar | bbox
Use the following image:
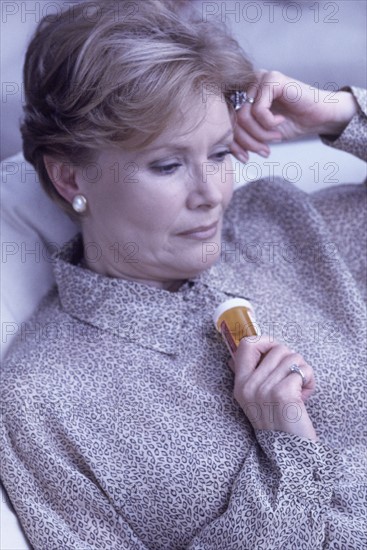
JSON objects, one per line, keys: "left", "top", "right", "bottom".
{"left": 52, "top": 234, "right": 224, "bottom": 356}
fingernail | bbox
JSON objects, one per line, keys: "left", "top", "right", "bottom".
{"left": 258, "top": 150, "right": 269, "bottom": 158}
{"left": 238, "top": 154, "right": 248, "bottom": 163}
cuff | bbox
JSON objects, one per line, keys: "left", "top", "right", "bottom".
{"left": 320, "top": 86, "right": 367, "bottom": 161}
{"left": 255, "top": 430, "right": 342, "bottom": 511}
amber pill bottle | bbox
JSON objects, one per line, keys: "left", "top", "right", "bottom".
{"left": 213, "top": 298, "right": 260, "bottom": 356}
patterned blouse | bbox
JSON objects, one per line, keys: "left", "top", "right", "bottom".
{"left": 1, "top": 88, "right": 366, "bottom": 550}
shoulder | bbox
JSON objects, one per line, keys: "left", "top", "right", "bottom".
{"left": 2, "top": 288, "right": 97, "bottom": 411}
{"left": 1, "top": 282, "right": 155, "bottom": 421}
{"left": 222, "top": 177, "right": 310, "bottom": 239}
{"left": 226, "top": 177, "right": 308, "bottom": 214}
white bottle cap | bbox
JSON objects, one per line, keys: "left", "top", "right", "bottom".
{"left": 212, "top": 298, "right": 255, "bottom": 326}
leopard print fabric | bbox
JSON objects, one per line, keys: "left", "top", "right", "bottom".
{"left": 1, "top": 90, "right": 366, "bottom": 549}
{"left": 321, "top": 86, "right": 367, "bottom": 162}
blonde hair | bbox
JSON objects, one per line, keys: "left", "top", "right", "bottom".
{"left": 21, "top": 0, "right": 254, "bottom": 215}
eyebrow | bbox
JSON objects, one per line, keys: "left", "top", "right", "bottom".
{"left": 143, "top": 128, "right": 234, "bottom": 154}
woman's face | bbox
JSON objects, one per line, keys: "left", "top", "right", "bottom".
{"left": 76, "top": 95, "right": 235, "bottom": 290}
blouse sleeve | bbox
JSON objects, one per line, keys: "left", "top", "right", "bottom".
{"left": 187, "top": 430, "right": 342, "bottom": 549}
{"left": 309, "top": 88, "right": 366, "bottom": 288}
{"left": 2, "top": 400, "right": 342, "bottom": 550}
{"left": 320, "top": 86, "right": 367, "bottom": 161}
{"left": 1, "top": 400, "right": 151, "bottom": 550}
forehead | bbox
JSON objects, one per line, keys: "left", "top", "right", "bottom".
{"left": 96, "top": 95, "right": 233, "bottom": 165}
{"left": 147, "top": 94, "right": 233, "bottom": 149}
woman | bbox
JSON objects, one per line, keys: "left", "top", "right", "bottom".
{"left": 1, "top": 0, "right": 366, "bottom": 548}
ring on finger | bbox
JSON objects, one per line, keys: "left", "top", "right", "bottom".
{"left": 229, "top": 91, "right": 255, "bottom": 111}
{"left": 288, "top": 364, "right": 307, "bottom": 387}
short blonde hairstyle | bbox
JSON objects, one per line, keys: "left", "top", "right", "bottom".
{"left": 21, "top": 0, "right": 254, "bottom": 215}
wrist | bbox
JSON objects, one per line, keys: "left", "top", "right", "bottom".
{"left": 249, "top": 401, "right": 318, "bottom": 442}
{"left": 320, "top": 90, "right": 359, "bottom": 138}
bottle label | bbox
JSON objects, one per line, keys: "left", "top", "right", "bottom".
{"left": 220, "top": 320, "right": 238, "bottom": 355}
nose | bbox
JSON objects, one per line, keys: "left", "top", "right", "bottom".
{"left": 186, "top": 161, "right": 230, "bottom": 210}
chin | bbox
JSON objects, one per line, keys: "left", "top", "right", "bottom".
{"left": 180, "top": 246, "right": 221, "bottom": 278}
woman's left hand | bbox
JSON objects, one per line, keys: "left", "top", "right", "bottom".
{"left": 228, "top": 335, "right": 317, "bottom": 440}
{"left": 230, "top": 70, "right": 359, "bottom": 162}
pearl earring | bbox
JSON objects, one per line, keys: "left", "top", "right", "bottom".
{"left": 72, "top": 194, "right": 88, "bottom": 214}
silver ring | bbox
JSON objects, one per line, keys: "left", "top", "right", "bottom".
{"left": 288, "top": 364, "right": 307, "bottom": 387}
{"left": 229, "top": 91, "right": 255, "bottom": 111}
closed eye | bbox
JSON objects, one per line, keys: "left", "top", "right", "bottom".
{"left": 150, "top": 150, "right": 230, "bottom": 175}
{"left": 212, "top": 150, "right": 231, "bottom": 162}
{"left": 150, "top": 163, "right": 182, "bottom": 176}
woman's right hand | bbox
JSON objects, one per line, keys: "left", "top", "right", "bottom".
{"left": 230, "top": 70, "right": 359, "bottom": 161}
{"left": 228, "top": 335, "right": 318, "bottom": 441}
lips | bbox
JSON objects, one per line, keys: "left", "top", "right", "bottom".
{"left": 178, "top": 221, "right": 219, "bottom": 236}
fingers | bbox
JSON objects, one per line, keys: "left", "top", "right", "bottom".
{"left": 256, "top": 355, "right": 315, "bottom": 402}
{"left": 232, "top": 117, "right": 281, "bottom": 158}
{"left": 232, "top": 335, "right": 316, "bottom": 400}
{"left": 249, "top": 72, "right": 286, "bottom": 129}
{"left": 232, "top": 108, "right": 282, "bottom": 159}
{"left": 232, "top": 70, "right": 286, "bottom": 159}
{"left": 233, "top": 334, "right": 279, "bottom": 378}
{"left": 230, "top": 334, "right": 317, "bottom": 439}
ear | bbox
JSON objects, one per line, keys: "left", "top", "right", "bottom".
{"left": 43, "top": 155, "right": 81, "bottom": 205}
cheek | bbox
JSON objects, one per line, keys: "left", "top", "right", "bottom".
{"left": 140, "top": 188, "right": 185, "bottom": 220}
{"left": 121, "top": 191, "right": 185, "bottom": 238}
{"left": 87, "top": 163, "right": 185, "bottom": 231}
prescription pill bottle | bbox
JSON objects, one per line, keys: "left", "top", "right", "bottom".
{"left": 213, "top": 298, "right": 260, "bottom": 356}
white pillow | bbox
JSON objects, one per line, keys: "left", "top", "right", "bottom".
{"left": 1, "top": 153, "right": 78, "bottom": 360}
{"left": 1, "top": 153, "right": 77, "bottom": 548}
